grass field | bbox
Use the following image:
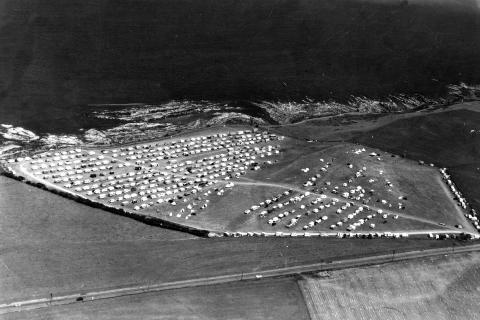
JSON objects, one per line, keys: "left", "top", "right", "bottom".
{"left": 449, "top": 164, "right": 480, "bottom": 216}
{"left": 267, "top": 104, "right": 480, "bottom": 230}
{"left": 0, "top": 176, "right": 467, "bottom": 304}
{"left": 0, "top": 176, "right": 194, "bottom": 246}
{"left": 350, "top": 108, "right": 480, "bottom": 216}
{"left": 299, "top": 251, "right": 480, "bottom": 320}
{"left": 352, "top": 109, "right": 480, "bottom": 167}
{"left": 267, "top": 102, "right": 480, "bottom": 143}
{"left": 217, "top": 142, "right": 467, "bottom": 234}
{"left": 2, "top": 106, "right": 479, "bottom": 310}
{"left": 2, "top": 277, "right": 309, "bottom": 320}
{"left": 4, "top": 125, "right": 469, "bottom": 236}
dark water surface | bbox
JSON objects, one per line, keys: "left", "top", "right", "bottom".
{"left": 0, "top": 0, "right": 479, "bottom": 129}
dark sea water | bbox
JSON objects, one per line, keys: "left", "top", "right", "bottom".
{"left": 0, "top": 0, "right": 479, "bottom": 131}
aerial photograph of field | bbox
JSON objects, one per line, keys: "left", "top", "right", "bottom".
{"left": 1, "top": 0, "right": 480, "bottom": 318}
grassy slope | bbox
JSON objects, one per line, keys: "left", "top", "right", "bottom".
{"left": 352, "top": 110, "right": 480, "bottom": 166}
{"left": 233, "top": 141, "right": 464, "bottom": 231}
{"left": 5, "top": 278, "right": 309, "bottom": 320}
{"left": 3, "top": 277, "right": 309, "bottom": 320}
{"left": 448, "top": 164, "right": 480, "bottom": 215}
{"left": 0, "top": 176, "right": 464, "bottom": 303}
{"left": 0, "top": 176, "right": 194, "bottom": 245}
{"left": 351, "top": 109, "right": 480, "bottom": 214}
{"left": 7, "top": 129, "right": 463, "bottom": 233}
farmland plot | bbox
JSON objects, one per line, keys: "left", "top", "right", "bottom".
{"left": 299, "top": 252, "right": 480, "bottom": 320}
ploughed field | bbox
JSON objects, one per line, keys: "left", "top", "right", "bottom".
{"left": 299, "top": 251, "right": 480, "bottom": 320}
{"left": 4, "top": 125, "right": 475, "bottom": 238}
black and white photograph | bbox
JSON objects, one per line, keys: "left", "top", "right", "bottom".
{"left": 1, "top": 0, "right": 480, "bottom": 319}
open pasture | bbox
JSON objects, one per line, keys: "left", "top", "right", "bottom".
{"left": 3, "top": 125, "right": 474, "bottom": 238}
{"left": 0, "top": 175, "right": 470, "bottom": 304}
{"left": 350, "top": 109, "right": 480, "bottom": 216}
{"left": 237, "top": 142, "right": 469, "bottom": 235}
{"left": 2, "top": 276, "right": 310, "bottom": 320}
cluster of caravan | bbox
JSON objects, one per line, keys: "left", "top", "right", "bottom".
{"left": 239, "top": 144, "right": 417, "bottom": 235}
{"left": 302, "top": 159, "right": 330, "bottom": 188}
{"left": 9, "top": 134, "right": 479, "bottom": 241}
{"left": 243, "top": 153, "right": 403, "bottom": 233}
{"left": 219, "top": 230, "right": 411, "bottom": 239}
{"left": 246, "top": 190, "right": 340, "bottom": 231}
{"left": 243, "top": 189, "right": 298, "bottom": 217}
{"left": 331, "top": 163, "right": 368, "bottom": 201}
{"left": 334, "top": 153, "right": 405, "bottom": 211}
{"left": 17, "top": 149, "right": 108, "bottom": 186}
{"left": 107, "top": 130, "right": 281, "bottom": 163}
{"left": 440, "top": 168, "right": 478, "bottom": 231}
{"left": 16, "top": 130, "right": 285, "bottom": 220}
{"left": 243, "top": 189, "right": 333, "bottom": 229}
